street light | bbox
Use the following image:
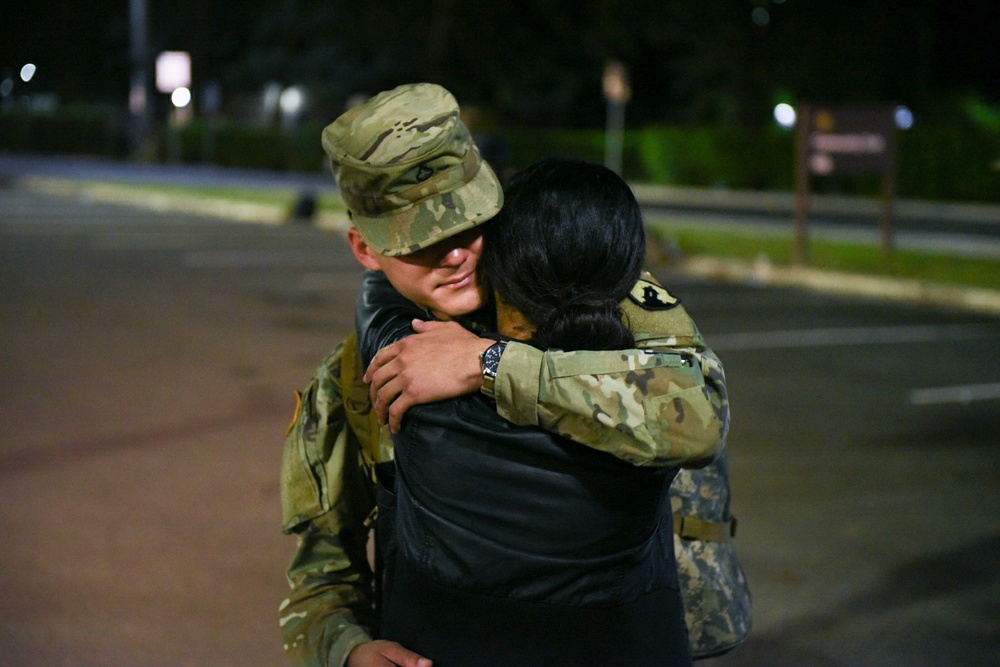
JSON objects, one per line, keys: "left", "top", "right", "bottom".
{"left": 171, "top": 87, "right": 192, "bottom": 108}
{"left": 894, "top": 105, "right": 914, "bottom": 130}
{"left": 279, "top": 86, "right": 306, "bottom": 127}
{"left": 774, "top": 103, "right": 797, "bottom": 129}
{"left": 603, "top": 60, "right": 631, "bottom": 176}
{"left": 156, "top": 52, "right": 193, "bottom": 163}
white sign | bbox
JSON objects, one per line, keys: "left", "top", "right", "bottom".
{"left": 156, "top": 51, "right": 191, "bottom": 94}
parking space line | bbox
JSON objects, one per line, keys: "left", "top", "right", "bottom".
{"left": 908, "top": 383, "right": 1000, "bottom": 405}
{"left": 709, "top": 323, "right": 997, "bottom": 351}
{"left": 183, "top": 249, "right": 335, "bottom": 268}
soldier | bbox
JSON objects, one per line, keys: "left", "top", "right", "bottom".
{"left": 279, "top": 83, "right": 734, "bottom": 667}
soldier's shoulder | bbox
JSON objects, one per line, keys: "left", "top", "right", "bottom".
{"left": 621, "top": 273, "right": 701, "bottom": 343}
{"left": 626, "top": 273, "right": 681, "bottom": 311}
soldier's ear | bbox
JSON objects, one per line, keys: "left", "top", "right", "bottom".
{"left": 347, "top": 227, "right": 383, "bottom": 271}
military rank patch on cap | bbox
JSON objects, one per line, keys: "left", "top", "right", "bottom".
{"left": 629, "top": 279, "right": 679, "bottom": 310}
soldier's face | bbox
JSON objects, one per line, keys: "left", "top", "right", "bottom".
{"left": 348, "top": 227, "right": 487, "bottom": 320}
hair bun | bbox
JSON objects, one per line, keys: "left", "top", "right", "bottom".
{"left": 533, "top": 298, "right": 631, "bottom": 351}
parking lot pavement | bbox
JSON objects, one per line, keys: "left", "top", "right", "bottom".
{"left": 2, "top": 183, "right": 998, "bottom": 666}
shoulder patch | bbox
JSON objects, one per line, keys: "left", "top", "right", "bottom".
{"left": 628, "top": 280, "right": 680, "bottom": 310}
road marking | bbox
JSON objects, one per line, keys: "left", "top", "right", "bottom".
{"left": 909, "top": 383, "right": 1000, "bottom": 405}
{"left": 183, "top": 249, "right": 335, "bottom": 268}
{"left": 91, "top": 231, "right": 209, "bottom": 250}
{"left": 709, "top": 323, "right": 998, "bottom": 351}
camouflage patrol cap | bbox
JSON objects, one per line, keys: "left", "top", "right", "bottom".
{"left": 322, "top": 83, "right": 503, "bottom": 257}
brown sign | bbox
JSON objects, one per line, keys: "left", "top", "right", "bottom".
{"left": 794, "top": 104, "right": 899, "bottom": 264}
{"left": 806, "top": 106, "right": 895, "bottom": 176}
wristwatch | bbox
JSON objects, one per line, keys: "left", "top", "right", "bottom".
{"left": 479, "top": 340, "right": 507, "bottom": 399}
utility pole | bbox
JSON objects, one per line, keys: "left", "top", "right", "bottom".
{"left": 602, "top": 61, "right": 631, "bottom": 176}
{"left": 129, "top": 0, "right": 151, "bottom": 161}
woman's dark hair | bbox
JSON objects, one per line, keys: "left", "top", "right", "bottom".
{"left": 481, "top": 158, "right": 645, "bottom": 351}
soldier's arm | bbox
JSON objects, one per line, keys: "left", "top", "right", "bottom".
{"left": 495, "top": 338, "right": 727, "bottom": 467}
{"left": 496, "top": 277, "right": 729, "bottom": 467}
{"left": 362, "top": 274, "right": 727, "bottom": 467}
{"left": 279, "top": 345, "right": 378, "bottom": 667}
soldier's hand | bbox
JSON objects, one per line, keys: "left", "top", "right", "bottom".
{"left": 364, "top": 319, "right": 492, "bottom": 433}
{"left": 347, "top": 639, "right": 433, "bottom": 667}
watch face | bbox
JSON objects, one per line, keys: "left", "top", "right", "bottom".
{"left": 483, "top": 342, "right": 505, "bottom": 376}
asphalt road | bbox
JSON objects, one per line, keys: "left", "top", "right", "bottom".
{"left": 1, "top": 187, "right": 998, "bottom": 666}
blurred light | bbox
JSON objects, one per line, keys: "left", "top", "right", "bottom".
{"left": 171, "top": 86, "right": 191, "bottom": 108}
{"left": 345, "top": 93, "right": 368, "bottom": 110}
{"left": 30, "top": 93, "right": 58, "bottom": 112}
{"left": 602, "top": 60, "right": 632, "bottom": 105}
{"left": 810, "top": 153, "right": 834, "bottom": 176}
{"left": 752, "top": 7, "right": 770, "bottom": 26}
{"left": 156, "top": 51, "right": 191, "bottom": 94}
{"left": 202, "top": 81, "right": 222, "bottom": 115}
{"left": 894, "top": 105, "right": 914, "bottom": 130}
{"left": 129, "top": 84, "right": 147, "bottom": 115}
{"left": 279, "top": 86, "right": 304, "bottom": 115}
{"left": 261, "top": 82, "right": 281, "bottom": 119}
{"left": 774, "top": 103, "right": 797, "bottom": 128}
{"left": 0, "top": 78, "right": 13, "bottom": 98}
{"left": 20, "top": 63, "right": 36, "bottom": 83}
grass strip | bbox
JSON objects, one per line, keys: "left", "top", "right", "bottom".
{"left": 649, "top": 222, "right": 1000, "bottom": 291}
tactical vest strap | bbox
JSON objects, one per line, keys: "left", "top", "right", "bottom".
{"left": 340, "top": 332, "right": 393, "bottom": 468}
{"left": 674, "top": 514, "right": 737, "bottom": 542}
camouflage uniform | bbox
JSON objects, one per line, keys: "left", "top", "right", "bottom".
{"left": 279, "top": 274, "right": 730, "bottom": 666}
{"left": 279, "top": 83, "right": 740, "bottom": 666}
{"left": 672, "top": 449, "right": 752, "bottom": 658}
{"left": 496, "top": 277, "right": 727, "bottom": 467}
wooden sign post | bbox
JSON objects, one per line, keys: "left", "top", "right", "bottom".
{"left": 794, "top": 105, "right": 897, "bottom": 265}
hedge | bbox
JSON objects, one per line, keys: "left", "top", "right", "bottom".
{"left": 2, "top": 106, "right": 997, "bottom": 203}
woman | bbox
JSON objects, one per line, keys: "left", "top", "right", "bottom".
{"left": 376, "top": 158, "right": 693, "bottom": 667}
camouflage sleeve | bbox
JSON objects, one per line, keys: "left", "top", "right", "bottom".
{"left": 279, "top": 344, "right": 378, "bottom": 667}
{"left": 493, "top": 275, "right": 729, "bottom": 468}
{"left": 494, "top": 341, "right": 726, "bottom": 467}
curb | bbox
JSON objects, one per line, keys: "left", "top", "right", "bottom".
{"left": 673, "top": 255, "right": 1000, "bottom": 316}
{"left": 17, "top": 176, "right": 354, "bottom": 234}
{"left": 630, "top": 183, "right": 1000, "bottom": 225}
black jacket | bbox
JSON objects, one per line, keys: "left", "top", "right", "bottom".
{"left": 379, "top": 395, "right": 691, "bottom": 667}
{"left": 358, "top": 271, "right": 693, "bottom": 666}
